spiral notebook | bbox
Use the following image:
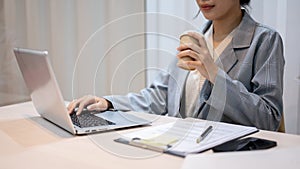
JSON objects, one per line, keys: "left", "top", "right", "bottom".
{"left": 114, "top": 118, "right": 258, "bottom": 157}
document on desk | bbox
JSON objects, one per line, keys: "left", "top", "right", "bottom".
{"left": 114, "top": 118, "right": 258, "bottom": 157}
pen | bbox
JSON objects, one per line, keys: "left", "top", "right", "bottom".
{"left": 196, "top": 125, "right": 213, "bottom": 143}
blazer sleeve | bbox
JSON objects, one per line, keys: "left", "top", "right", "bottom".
{"left": 103, "top": 69, "right": 170, "bottom": 115}
{"left": 205, "top": 31, "right": 285, "bottom": 131}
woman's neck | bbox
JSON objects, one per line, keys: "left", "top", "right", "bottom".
{"left": 212, "top": 10, "right": 243, "bottom": 47}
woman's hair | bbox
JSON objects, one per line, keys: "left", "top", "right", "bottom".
{"left": 240, "top": 0, "right": 251, "bottom": 8}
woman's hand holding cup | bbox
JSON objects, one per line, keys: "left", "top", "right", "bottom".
{"left": 177, "top": 32, "right": 201, "bottom": 70}
{"left": 177, "top": 31, "right": 218, "bottom": 84}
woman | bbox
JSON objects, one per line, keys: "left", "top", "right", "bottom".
{"left": 68, "top": 0, "right": 285, "bottom": 131}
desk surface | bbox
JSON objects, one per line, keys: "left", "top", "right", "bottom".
{"left": 1, "top": 102, "right": 300, "bottom": 169}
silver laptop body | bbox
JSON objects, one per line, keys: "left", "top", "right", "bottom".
{"left": 14, "top": 48, "right": 150, "bottom": 135}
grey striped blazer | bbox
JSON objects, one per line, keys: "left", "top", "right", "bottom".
{"left": 105, "top": 11, "right": 285, "bottom": 131}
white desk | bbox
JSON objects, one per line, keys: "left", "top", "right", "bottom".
{"left": 1, "top": 102, "right": 300, "bottom": 169}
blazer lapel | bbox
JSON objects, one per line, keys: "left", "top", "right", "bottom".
{"left": 216, "top": 11, "right": 256, "bottom": 73}
{"left": 216, "top": 44, "right": 238, "bottom": 73}
{"left": 204, "top": 11, "right": 256, "bottom": 73}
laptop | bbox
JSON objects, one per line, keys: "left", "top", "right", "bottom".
{"left": 14, "top": 48, "right": 151, "bottom": 135}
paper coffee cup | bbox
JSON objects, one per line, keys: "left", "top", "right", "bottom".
{"left": 177, "top": 32, "right": 201, "bottom": 70}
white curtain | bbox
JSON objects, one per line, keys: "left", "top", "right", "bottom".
{"left": 146, "top": 0, "right": 300, "bottom": 134}
{"left": 0, "top": 0, "right": 146, "bottom": 106}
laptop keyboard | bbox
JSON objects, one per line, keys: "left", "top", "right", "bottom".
{"left": 70, "top": 110, "right": 115, "bottom": 128}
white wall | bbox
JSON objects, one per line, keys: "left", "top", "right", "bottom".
{"left": 0, "top": 0, "right": 30, "bottom": 106}
{"left": 284, "top": 0, "right": 300, "bottom": 134}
